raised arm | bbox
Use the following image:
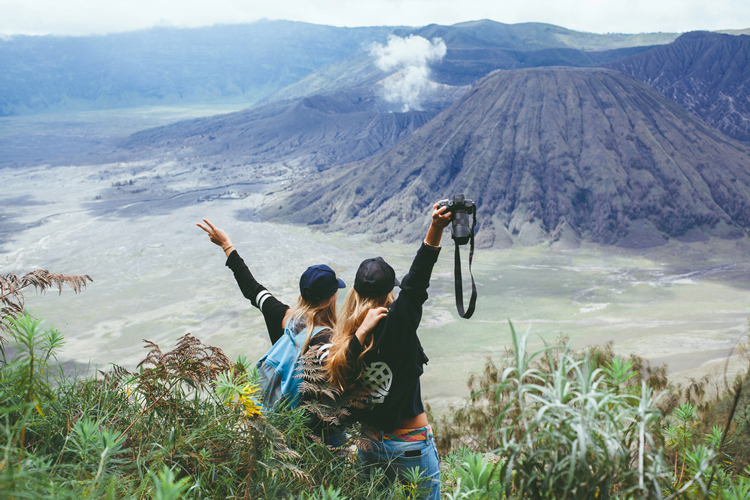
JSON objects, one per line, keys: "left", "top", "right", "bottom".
{"left": 425, "top": 201, "right": 452, "bottom": 247}
{"left": 368, "top": 202, "right": 451, "bottom": 340}
{"left": 197, "top": 218, "right": 291, "bottom": 343}
{"left": 396, "top": 201, "right": 451, "bottom": 304}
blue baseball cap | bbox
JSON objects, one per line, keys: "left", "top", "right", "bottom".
{"left": 299, "top": 264, "right": 346, "bottom": 302}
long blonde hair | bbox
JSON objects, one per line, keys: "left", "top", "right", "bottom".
{"left": 326, "top": 288, "right": 395, "bottom": 392}
{"left": 286, "top": 292, "right": 338, "bottom": 353}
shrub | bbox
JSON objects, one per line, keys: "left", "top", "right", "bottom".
{"left": 433, "top": 334, "right": 672, "bottom": 456}
{"left": 433, "top": 322, "right": 735, "bottom": 499}
{"left": 7, "top": 313, "right": 750, "bottom": 499}
{"left": 0, "top": 320, "right": 396, "bottom": 499}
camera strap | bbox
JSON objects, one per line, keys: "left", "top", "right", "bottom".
{"left": 454, "top": 211, "right": 477, "bottom": 319}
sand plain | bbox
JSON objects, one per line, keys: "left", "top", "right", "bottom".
{"left": 2, "top": 107, "right": 750, "bottom": 414}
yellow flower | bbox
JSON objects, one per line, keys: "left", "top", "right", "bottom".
{"left": 237, "top": 383, "right": 263, "bottom": 418}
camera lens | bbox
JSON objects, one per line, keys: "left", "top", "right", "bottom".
{"left": 451, "top": 212, "right": 471, "bottom": 244}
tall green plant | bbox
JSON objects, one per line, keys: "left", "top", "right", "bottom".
{"left": 489, "top": 322, "right": 673, "bottom": 499}
{"left": 0, "top": 313, "right": 64, "bottom": 444}
{"left": 150, "top": 464, "right": 192, "bottom": 500}
{"left": 0, "top": 312, "right": 71, "bottom": 497}
{"left": 455, "top": 452, "right": 503, "bottom": 499}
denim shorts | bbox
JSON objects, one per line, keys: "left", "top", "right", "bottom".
{"left": 359, "top": 430, "right": 440, "bottom": 500}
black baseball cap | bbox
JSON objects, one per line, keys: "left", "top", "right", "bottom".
{"left": 299, "top": 264, "right": 346, "bottom": 302}
{"left": 354, "top": 257, "right": 400, "bottom": 298}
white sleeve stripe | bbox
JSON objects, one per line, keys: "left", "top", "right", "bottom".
{"left": 317, "top": 343, "right": 333, "bottom": 361}
{"left": 256, "top": 291, "right": 272, "bottom": 310}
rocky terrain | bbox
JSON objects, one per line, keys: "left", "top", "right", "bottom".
{"left": 7, "top": 22, "right": 750, "bottom": 254}
{"left": 265, "top": 67, "right": 750, "bottom": 249}
{"left": 121, "top": 84, "right": 468, "bottom": 173}
{"left": 117, "top": 21, "right": 684, "bottom": 177}
{"left": 608, "top": 31, "right": 750, "bottom": 143}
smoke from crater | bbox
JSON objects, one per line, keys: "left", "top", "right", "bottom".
{"left": 369, "top": 35, "right": 447, "bottom": 112}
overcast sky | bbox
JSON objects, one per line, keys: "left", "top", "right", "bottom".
{"left": 1, "top": 0, "right": 749, "bottom": 37}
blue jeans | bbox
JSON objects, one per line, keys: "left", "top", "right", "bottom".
{"left": 359, "top": 434, "right": 440, "bottom": 500}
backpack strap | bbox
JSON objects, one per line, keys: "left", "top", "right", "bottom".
{"left": 288, "top": 325, "right": 331, "bottom": 353}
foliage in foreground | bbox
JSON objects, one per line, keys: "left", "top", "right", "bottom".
{"left": 0, "top": 313, "right": 396, "bottom": 499}
{"left": 3, "top": 313, "right": 750, "bottom": 499}
{"left": 433, "top": 324, "right": 750, "bottom": 499}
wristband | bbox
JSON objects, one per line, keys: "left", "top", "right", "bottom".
{"left": 223, "top": 245, "right": 235, "bottom": 252}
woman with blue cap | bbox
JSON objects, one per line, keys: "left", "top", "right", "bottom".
{"left": 197, "top": 219, "right": 345, "bottom": 432}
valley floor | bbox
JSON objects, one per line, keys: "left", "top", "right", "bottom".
{"left": 3, "top": 160, "right": 750, "bottom": 415}
{"left": 1, "top": 108, "right": 749, "bottom": 415}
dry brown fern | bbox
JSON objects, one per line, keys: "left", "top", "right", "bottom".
{"left": 136, "top": 333, "right": 232, "bottom": 401}
{"left": 298, "top": 346, "right": 372, "bottom": 449}
{"left": 0, "top": 269, "right": 93, "bottom": 339}
{"left": 97, "top": 336, "right": 310, "bottom": 490}
{"left": 98, "top": 363, "right": 132, "bottom": 385}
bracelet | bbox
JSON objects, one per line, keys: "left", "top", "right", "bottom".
{"left": 223, "top": 245, "right": 235, "bottom": 252}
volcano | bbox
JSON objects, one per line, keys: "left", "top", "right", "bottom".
{"left": 267, "top": 67, "right": 750, "bottom": 249}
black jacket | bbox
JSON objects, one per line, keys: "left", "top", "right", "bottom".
{"left": 347, "top": 242, "right": 441, "bottom": 432}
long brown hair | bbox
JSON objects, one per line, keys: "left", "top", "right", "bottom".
{"left": 286, "top": 292, "right": 338, "bottom": 353}
{"left": 326, "top": 288, "right": 395, "bottom": 392}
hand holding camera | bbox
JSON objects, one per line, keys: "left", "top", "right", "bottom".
{"left": 437, "top": 195, "right": 476, "bottom": 245}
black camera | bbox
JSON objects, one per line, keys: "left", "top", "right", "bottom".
{"left": 437, "top": 195, "right": 476, "bottom": 245}
{"left": 437, "top": 194, "right": 477, "bottom": 319}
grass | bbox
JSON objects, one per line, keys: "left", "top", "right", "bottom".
{"left": 6, "top": 310, "right": 750, "bottom": 499}
{"left": 0, "top": 313, "right": 430, "bottom": 499}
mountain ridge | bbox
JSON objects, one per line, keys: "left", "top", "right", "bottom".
{"left": 265, "top": 20, "right": 677, "bottom": 102}
{"left": 121, "top": 83, "right": 467, "bottom": 172}
{"left": 607, "top": 31, "right": 750, "bottom": 143}
{"left": 1, "top": 19, "right": 679, "bottom": 116}
{"left": 264, "top": 67, "right": 750, "bottom": 249}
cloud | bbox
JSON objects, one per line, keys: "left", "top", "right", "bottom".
{"left": 369, "top": 35, "right": 447, "bottom": 112}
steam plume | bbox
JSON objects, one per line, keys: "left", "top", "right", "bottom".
{"left": 369, "top": 35, "right": 447, "bottom": 112}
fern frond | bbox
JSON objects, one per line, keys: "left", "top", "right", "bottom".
{"left": 0, "top": 269, "right": 92, "bottom": 340}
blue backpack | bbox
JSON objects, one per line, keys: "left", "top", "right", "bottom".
{"left": 256, "top": 322, "right": 329, "bottom": 409}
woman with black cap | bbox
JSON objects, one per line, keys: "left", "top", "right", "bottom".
{"left": 325, "top": 202, "right": 451, "bottom": 500}
{"left": 197, "top": 219, "right": 345, "bottom": 414}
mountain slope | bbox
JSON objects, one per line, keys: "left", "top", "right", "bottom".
{"left": 607, "top": 32, "right": 750, "bottom": 143}
{"left": 0, "top": 21, "right": 394, "bottom": 116}
{"left": 122, "top": 85, "right": 466, "bottom": 172}
{"left": 266, "top": 67, "right": 750, "bottom": 249}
